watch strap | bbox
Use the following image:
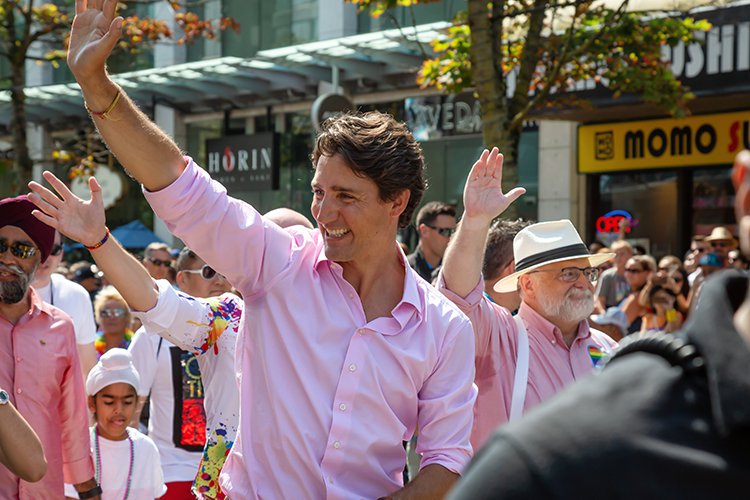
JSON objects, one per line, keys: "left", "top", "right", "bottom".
{"left": 77, "top": 485, "right": 102, "bottom": 499}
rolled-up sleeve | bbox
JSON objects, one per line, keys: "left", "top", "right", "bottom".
{"left": 416, "top": 321, "right": 477, "bottom": 474}
{"left": 58, "top": 325, "right": 94, "bottom": 484}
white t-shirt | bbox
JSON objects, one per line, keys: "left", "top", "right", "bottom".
{"left": 35, "top": 273, "right": 97, "bottom": 345}
{"left": 64, "top": 427, "right": 166, "bottom": 499}
{"left": 133, "top": 281, "right": 242, "bottom": 498}
{"left": 128, "top": 327, "right": 204, "bottom": 483}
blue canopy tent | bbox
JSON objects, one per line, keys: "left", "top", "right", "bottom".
{"left": 65, "top": 220, "right": 163, "bottom": 251}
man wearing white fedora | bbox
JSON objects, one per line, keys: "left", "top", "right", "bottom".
{"left": 438, "top": 148, "right": 618, "bottom": 450}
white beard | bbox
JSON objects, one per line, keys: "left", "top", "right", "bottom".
{"left": 536, "top": 286, "right": 595, "bottom": 324}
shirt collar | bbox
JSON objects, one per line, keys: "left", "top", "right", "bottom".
{"left": 317, "top": 239, "right": 422, "bottom": 335}
{"left": 517, "top": 301, "right": 591, "bottom": 345}
{"left": 685, "top": 270, "right": 750, "bottom": 435}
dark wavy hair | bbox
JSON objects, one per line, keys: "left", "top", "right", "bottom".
{"left": 311, "top": 111, "right": 426, "bottom": 229}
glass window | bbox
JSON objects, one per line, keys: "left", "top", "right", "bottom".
{"left": 692, "top": 167, "right": 735, "bottom": 236}
{"left": 595, "top": 171, "right": 678, "bottom": 257}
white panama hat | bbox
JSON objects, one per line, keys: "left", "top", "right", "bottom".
{"left": 494, "top": 219, "right": 614, "bottom": 293}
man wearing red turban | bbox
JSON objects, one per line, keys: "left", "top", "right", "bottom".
{"left": 0, "top": 195, "right": 99, "bottom": 499}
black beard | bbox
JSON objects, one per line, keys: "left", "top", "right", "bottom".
{"left": 0, "top": 263, "right": 35, "bottom": 304}
{"left": 0, "top": 280, "right": 26, "bottom": 304}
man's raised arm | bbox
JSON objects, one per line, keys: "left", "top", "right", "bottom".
{"left": 441, "top": 148, "right": 525, "bottom": 298}
{"left": 68, "top": 0, "right": 184, "bottom": 191}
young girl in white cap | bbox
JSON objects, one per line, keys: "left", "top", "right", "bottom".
{"left": 64, "top": 348, "right": 166, "bottom": 499}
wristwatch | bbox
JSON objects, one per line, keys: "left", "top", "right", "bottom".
{"left": 0, "top": 389, "right": 9, "bottom": 405}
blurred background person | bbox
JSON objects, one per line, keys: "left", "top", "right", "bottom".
{"left": 640, "top": 285, "right": 683, "bottom": 333}
{"left": 94, "top": 286, "right": 134, "bottom": 357}
{"left": 594, "top": 240, "right": 633, "bottom": 314}
{"left": 143, "top": 242, "right": 174, "bottom": 281}
{"left": 704, "top": 226, "right": 738, "bottom": 264}
{"left": 70, "top": 260, "right": 103, "bottom": 302}
{"left": 31, "top": 230, "right": 98, "bottom": 378}
{"left": 407, "top": 201, "right": 457, "bottom": 282}
{"left": 620, "top": 254, "right": 656, "bottom": 334}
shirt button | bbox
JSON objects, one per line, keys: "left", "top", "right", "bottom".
{"left": 333, "top": 441, "right": 341, "bottom": 449}
{"left": 15, "top": 356, "right": 21, "bottom": 362}
{"left": 349, "top": 293, "right": 354, "bottom": 299}
{"left": 551, "top": 340, "right": 557, "bottom": 345}
{"left": 357, "top": 328, "right": 365, "bottom": 335}
{"left": 348, "top": 363, "right": 357, "bottom": 372}
{"left": 16, "top": 388, "right": 22, "bottom": 394}
{"left": 339, "top": 403, "right": 347, "bottom": 411}
{"left": 328, "top": 476, "right": 334, "bottom": 484}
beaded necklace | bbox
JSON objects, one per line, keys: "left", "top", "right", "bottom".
{"left": 94, "top": 425, "right": 134, "bottom": 500}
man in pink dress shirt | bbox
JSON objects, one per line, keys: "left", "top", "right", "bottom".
{"left": 0, "top": 196, "right": 98, "bottom": 499}
{"left": 62, "top": 3, "right": 486, "bottom": 498}
{"left": 438, "top": 149, "right": 619, "bottom": 451}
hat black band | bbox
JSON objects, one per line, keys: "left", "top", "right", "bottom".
{"left": 515, "top": 243, "right": 590, "bottom": 272}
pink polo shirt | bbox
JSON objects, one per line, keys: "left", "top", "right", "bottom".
{"left": 0, "top": 288, "right": 93, "bottom": 499}
{"left": 437, "top": 275, "right": 618, "bottom": 451}
{"left": 144, "top": 158, "right": 476, "bottom": 499}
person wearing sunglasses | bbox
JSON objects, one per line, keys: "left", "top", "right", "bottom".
{"left": 406, "top": 201, "right": 457, "bottom": 282}
{"left": 0, "top": 195, "right": 99, "bottom": 499}
{"left": 142, "top": 243, "right": 174, "bottom": 282}
{"left": 93, "top": 286, "right": 134, "bottom": 358}
{"left": 438, "top": 149, "right": 618, "bottom": 452}
{"left": 31, "top": 230, "right": 99, "bottom": 378}
{"left": 704, "top": 226, "right": 738, "bottom": 262}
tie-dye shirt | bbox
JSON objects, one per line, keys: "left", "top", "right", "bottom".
{"left": 133, "top": 280, "right": 243, "bottom": 499}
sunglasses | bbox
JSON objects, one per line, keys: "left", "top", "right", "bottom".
{"left": 710, "top": 241, "right": 731, "bottom": 248}
{"left": 529, "top": 266, "right": 600, "bottom": 283}
{"left": 181, "top": 264, "right": 219, "bottom": 280}
{"left": 50, "top": 243, "right": 63, "bottom": 257}
{"left": 100, "top": 308, "right": 127, "bottom": 319}
{"left": 425, "top": 224, "right": 456, "bottom": 237}
{"left": 148, "top": 257, "right": 173, "bottom": 268}
{"left": 625, "top": 268, "right": 646, "bottom": 273}
{"left": 0, "top": 239, "right": 38, "bottom": 259}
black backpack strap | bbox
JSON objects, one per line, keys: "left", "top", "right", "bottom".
{"left": 605, "top": 332, "right": 706, "bottom": 375}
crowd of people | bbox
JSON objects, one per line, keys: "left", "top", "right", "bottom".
{"left": 1, "top": 2, "right": 750, "bottom": 499}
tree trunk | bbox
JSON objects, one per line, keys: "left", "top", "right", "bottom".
{"left": 467, "top": 0, "right": 521, "bottom": 218}
{"left": 9, "top": 64, "right": 33, "bottom": 194}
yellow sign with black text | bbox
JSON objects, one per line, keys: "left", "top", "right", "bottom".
{"left": 578, "top": 110, "right": 750, "bottom": 173}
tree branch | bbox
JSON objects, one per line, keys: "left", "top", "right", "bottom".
{"left": 385, "top": 10, "right": 430, "bottom": 60}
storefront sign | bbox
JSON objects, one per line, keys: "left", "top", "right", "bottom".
{"left": 405, "top": 92, "right": 482, "bottom": 141}
{"left": 578, "top": 110, "right": 750, "bottom": 173}
{"left": 205, "top": 133, "right": 279, "bottom": 192}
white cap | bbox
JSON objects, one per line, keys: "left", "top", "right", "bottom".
{"left": 85, "top": 348, "right": 140, "bottom": 396}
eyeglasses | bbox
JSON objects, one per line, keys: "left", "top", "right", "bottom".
{"left": 528, "top": 266, "right": 600, "bottom": 283}
{"left": 100, "top": 308, "right": 127, "bottom": 319}
{"left": 181, "top": 264, "right": 219, "bottom": 280}
{"left": 710, "top": 241, "right": 732, "bottom": 248}
{"left": 0, "top": 239, "right": 38, "bottom": 259}
{"left": 147, "top": 257, "right": 173, "bottom": 268}
{"left": 625, "top": 268, "right": 646, "bottom": 273}
{"left": 50, "top": 243, "right": 63, "bottom": 257}
{"left": 425, "top": 225, "right": 456, "bottom": 237}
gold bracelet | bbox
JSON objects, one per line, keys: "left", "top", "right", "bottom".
{"left": 85, "top": 91, "right": 121, "bottom": 120}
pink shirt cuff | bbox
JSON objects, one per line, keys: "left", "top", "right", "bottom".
{"left": 436, "top": 272, "right": 485, "bottom": 312}
{"left": 63, "top": 454, "right": 94, "bottom": 485}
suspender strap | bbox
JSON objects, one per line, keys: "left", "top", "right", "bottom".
{"left": 509, "top": 315, "right": 530, "bottom": 422}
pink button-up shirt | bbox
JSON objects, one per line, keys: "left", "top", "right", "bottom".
{"left": 144, "top": 159, "right": 476, "bottom": 499}
{"left": 437, "top": 275, "right": 618, "bottom": 450}
{"left": 0, "top": 288, "right": 93, "bottom": 499}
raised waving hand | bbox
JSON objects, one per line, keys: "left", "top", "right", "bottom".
{"left": 27, "top": 171, "right": 107, "bottom": 248}
{"left": 463, "top": 147, "right": 526, "bottom": 225}
{"left": 67, "top": 0, "right": 123, "bottom": 80}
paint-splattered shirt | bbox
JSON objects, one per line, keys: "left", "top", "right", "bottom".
{"left": 133, "top": 280, "right": 243, "bottom": 499}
